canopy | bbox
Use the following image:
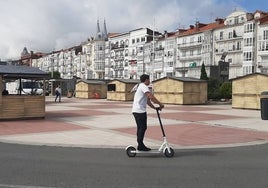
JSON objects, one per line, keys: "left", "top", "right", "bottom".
{"left": 0, "top": 65, "right": 50, "bottom": 80}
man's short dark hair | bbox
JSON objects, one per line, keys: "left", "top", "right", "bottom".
{"left": 140, "top": 74, "right": 150, "bottom": 82}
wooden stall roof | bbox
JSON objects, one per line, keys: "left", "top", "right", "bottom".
{"left": 0, "top": 65, "right": 49, "bottom": 80}
{"left": 152, "top": 76, "right": 207, "bottom": 83}
{"left": 229, "top": 72, "right": 268, "bottom": 81}
{"left": 109, "top": 79, "right": 140, "bottom": 84}
{"left": 77, "top": 79, "right": 107, "bottom": 85}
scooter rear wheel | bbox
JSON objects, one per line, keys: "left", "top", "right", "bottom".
{"left": 164, "top": 147, "right": 174, "bottom": 158}
{"left": 126, "top": 146, "right": 136, "bottom": 157}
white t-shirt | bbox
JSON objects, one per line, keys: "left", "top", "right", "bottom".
{"left": 132, "top": 83, "right": 150, "bottom": 113}
{"left": 55, "top": 87, "right": 61, "bottom": 94}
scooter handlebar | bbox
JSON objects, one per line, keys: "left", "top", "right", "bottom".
{"left": 155, "top": 107, "right": 162, "bottom": 111}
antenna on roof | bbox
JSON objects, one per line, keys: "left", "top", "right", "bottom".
{"left": 233, "top": 6, "right": 237, "bottom": 11}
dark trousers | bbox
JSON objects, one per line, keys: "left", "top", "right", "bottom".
{"left": 55, "top": 94, "right": 61, "bottom": 102}
{"left": 133, "top": 112, "right": 147, "bottom": 147}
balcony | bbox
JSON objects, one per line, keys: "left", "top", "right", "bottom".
{"left": 111, "top": 44, "right": 125, "bottom": 50}
{"left": 215, "top": 35, "right": 243, "bottom": 43}
{"left": 179, "top": 54, "right": 202, "bottom": 61}
{"left": 155, "top": 46, "right": 164, "bottom": 51}
{"left": 94, "top": 63, "right": 105, "bottom": 72}
{"left": 178, "top": 41, "right": 202, "bottom": 49}
{"left": 215, "top": 48, "right": 242, "bottom": 55}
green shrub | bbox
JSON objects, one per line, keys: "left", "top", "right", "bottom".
{"left": 219, "top": 82, "right": 232, "bottom": 99}
{"left": 207, "top": 77, "right": 220, "bottom": 100}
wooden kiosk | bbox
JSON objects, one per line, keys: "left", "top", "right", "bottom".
{"left": 0, "top": 65, "right": 49, "bottom": 120}
{"left": 152, "top": 76, "right": 207, "bottom": 104}
{"left": 75, "top": 79, "right": 107, "bottom": 99}
{"left": 107, "top": 79, "right": 139, "bottom": 101}
{"left": 231, "top": 73, "right": 268, "bottom": 110}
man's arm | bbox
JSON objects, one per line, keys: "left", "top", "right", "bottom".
{"left": 145, "top": 92, "right": 164, "bottom": 109}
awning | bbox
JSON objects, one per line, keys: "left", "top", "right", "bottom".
{"left": 0, "top": 65, "right": 50, "bottom": 80}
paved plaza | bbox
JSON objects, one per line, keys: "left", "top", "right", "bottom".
{"left": 0, "top": 96, "right": 268, "bottom": 149}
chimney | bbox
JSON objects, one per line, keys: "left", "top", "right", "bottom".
{"left": 215, "top": 18, "right": 224, "bottom": 24}
{"left": 195, "top": 21, "right": 199, "bottom": 31}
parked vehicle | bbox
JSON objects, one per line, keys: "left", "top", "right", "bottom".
{"left": 6, "top": 79, "right": 43, "bottom": 95}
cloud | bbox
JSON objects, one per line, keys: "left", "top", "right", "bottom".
{"left": 0, "top": 0, "right": 255, "bottom": 60}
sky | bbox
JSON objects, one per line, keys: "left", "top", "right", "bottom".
{"left": 0, "top": 0, "right": 267, "bottom": 60}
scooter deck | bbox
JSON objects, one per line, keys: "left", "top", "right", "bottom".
{"left": 132, "top": 149, "right": 162, "bottom": 154}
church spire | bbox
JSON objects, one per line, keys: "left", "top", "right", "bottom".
{"left": 95, "top": 19, "right": 102, "bottom": 40}
{"left": 103, "top": 19, "right": 108, "bottom": 40}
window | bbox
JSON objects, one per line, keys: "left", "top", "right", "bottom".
{"left": 220, "top": 31, "right": 224, "bottom": 40}
{"left": 243, "top": 52, "right": 254, "bottom": 61}
{"left": 243, "top": 66, "right": 253, "bottom": 75}
{"left": 190, "top": 50, "right": 194, "bottom": 56}
{"left": 264, "top": 30, "right": 268, "bottom": 40}
{"left": 125, "top": 39, "right": 129, "bottom": 47}
{"left": 125, "top": 49, "right": 129, "bottom": 56}
{"left": 237, "top": 41, "right": 241, "bottom": 50}
{"left": 228, "top": 32, "right": 233, "bottom": 39}
{"left": 228, "top": 42, "right": 233, "bottom": 51}
{"left": 190, "top": 37, "right": 194, "bottom": 43}
{"left": 234, "top": 16, "right": 239, "bottom": 24}
{"left": 108, "top": 84, "right": 116, "bottom": 91}
{"left": 244, "top": 23, "right": 255, "bottom": 33}
{"left": 167, "top": 61, "right": 174, "bottom": 67}
{"left": 198, "top": 36, "right": 202, "bottom": 43}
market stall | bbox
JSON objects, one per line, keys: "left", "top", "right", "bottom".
{"left": 0, "top": 65, "right": 49, "bottom": 120}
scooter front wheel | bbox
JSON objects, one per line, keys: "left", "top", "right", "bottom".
{"left": 164, "top": 147, "right": 174, "bottom": 158}
{"left": 126, "top": 146, "right": 136, "bottom": 157}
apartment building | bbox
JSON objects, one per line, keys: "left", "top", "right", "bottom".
{"left": 176, "top": 19, "right": 224, "bottom": 79}
{"left": 214, "top": 10, "right": 248, "bottom": 79}
{"left": 32, "top": 46, "right": 81, "bottom": 79}
{"left": 107, "top": 31, "right": 129, "bottom": 79}
{"left": 256, "top": 11, "right": 268, "bottom": 73}
{"left": 30, "top": 9, "right": 268, "bottom": 82}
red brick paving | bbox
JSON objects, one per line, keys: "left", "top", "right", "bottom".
{"left": 0, "top": 120, "right": 89, "bottom": 136}
{"left": 69, "top": 104, "right": 131, "bottom": 109}
{"left": 149, "top": 112, "right": 243, "bottom": 121}
{"left": 114, "top": 123, "right": 268, "bottom": 146}
{"left": 165, "top": 106, "right": 226, "bottom": 111}
{"left": 45, "top": 109, "right": 117, "bottom": 118}
{"left": 1, "top": 99, "right": 267, "bottom": 148}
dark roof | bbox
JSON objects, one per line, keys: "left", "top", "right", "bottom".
{"left": 109, "top": 79, "right": 140, "bottom": 84}
{"left": 152, "top": 76, "right": 207, "bottom": 83}
{"left": 230, "top": 72, "right": 268, "bottom": 81}
{"left": 77, "top": 79, "right": 107, "bottom": 85}
{"left": 0, "top": 65, "right": 50, "bottom": 79}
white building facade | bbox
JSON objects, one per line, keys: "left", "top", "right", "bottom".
{"left": 31, "top": 10, "right": 268, "bottom": 82}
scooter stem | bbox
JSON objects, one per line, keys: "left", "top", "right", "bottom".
{"left": 156, "top": 108, "right": 166, "bottom": 137}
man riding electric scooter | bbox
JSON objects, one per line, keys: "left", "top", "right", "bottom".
{"left": 127, "top": 74, "right": 174, "bottom": 157}
{"left": 131, "top": 74, "right": 164, "bottom": 151}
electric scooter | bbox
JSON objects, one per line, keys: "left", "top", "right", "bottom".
{"left": 126, "top": 108, "right": 174, "bottom": 158}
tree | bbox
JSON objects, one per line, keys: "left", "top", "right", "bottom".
{"left": 200, "top": 62, "right": 208, "bottom": 80}
{"left": 208, "top": 77, "right": 221, "bottom": 100}
{"left": 219, "top": 82, "right": 232, "bottom": 99}
{"left": 48, "top": 71, "right": 61, "bottom": 79}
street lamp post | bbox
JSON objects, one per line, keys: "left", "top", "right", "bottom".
{"left": 50, "top": 55, "right": 54, "bottom": 78}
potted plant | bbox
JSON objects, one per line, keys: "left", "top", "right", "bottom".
{"left": 67, "top": 89, "right": 74, "bottom": 98}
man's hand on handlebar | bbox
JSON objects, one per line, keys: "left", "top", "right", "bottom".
{"left": 156, "top": 104, "right": 164, "bottom": 111}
